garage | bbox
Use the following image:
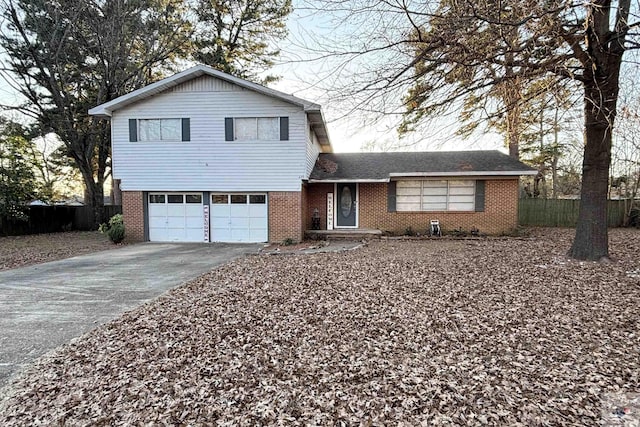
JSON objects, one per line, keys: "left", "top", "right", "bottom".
{"left": 148, "top": 193, "right": 204, "bottom": 242}
{"left": 210, "top": 194, "right": 268, "bottom": 242}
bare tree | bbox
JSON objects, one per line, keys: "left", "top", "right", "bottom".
{"left": 300, "top": 0, "right": 639, "bottom": 260}
{"left": 0, "top": 0, "right": 191, "bottom": 225}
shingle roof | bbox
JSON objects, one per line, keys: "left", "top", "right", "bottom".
{"left": 309, "top": 151, "right": 537, "bottom": 182}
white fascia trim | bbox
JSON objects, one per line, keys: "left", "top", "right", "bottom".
{"left": 89, "top": 65, "right": 321, "bottom": 117}
{"left": 389, "top": 171, "right": 538, "bottom": 177}
{"left": 308, "top": 178, "right": 389, "bottom": 183}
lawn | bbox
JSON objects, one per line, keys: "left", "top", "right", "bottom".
{"left": 0, "top": 228, "right": 639, "bottom": 425}
{"left": 0, "top": 231, "right": 118, "bottom": 271}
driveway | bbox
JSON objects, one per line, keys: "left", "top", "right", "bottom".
{"left": 0, "top": 242, "right": 261, "bottom": 390}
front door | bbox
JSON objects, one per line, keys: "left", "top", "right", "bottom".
{"left": 336, "top": 183, "right": 357, "bottom": 227}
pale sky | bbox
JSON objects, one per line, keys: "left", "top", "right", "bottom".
{"left": 266, "top": 2, "right": 506, "bottom": 154}
{"left": 0, "top": 2, "right": 508, "bottom": 155}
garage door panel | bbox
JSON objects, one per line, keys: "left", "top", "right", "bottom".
{"left": 230, "top": 205, "right": 249, "bottom": 216}
{"left": 149, "top": 217, "right": 167, "bottom": 228}
{"left": 249, "top": 229, "right": 267, "bottom": 242}
{"left": 230, "top": 216, "right": 250, "bottom": 228}
{"left": 166, "top": 216, "right": 185, "bottom": 228}
{"left": 185, "top": 216, "right": 202, "bottom": 227}
{"left": 249, "top": 217, "right": 267, "bottom": 228}
{"left": 209, "top": 193, "right": 268, "bottom": 243}
{"left": 185, "top": 205, "right": 202, "bottom": 216}
{"left": 212, "top": 227, "right": 231, "bottom": 242}
{"left": 249, "top": 205, "right": 267, "bottom": 217}
{"left": 149, "top": 205, "right": 167, "bottom": 216}
{"left": 186, "top": 228, "right": 203, "bottom": 241}
{"left": 167, "top": 205, "right": 186, "bottom": 216}
{"left": 149, "top": 229, "right": 164, "bottom": 241}
{"left": 148, "top": 193, "right": 204, "bottom": 243}
{"left": 231, "top": 228, "right": 250, "bottom": 241}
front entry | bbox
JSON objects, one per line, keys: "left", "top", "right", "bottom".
{"left": 335, "top": 183, "right": 357, "bottom": 227}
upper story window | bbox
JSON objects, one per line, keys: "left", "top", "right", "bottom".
{"left": 129, "top": 118, "right": 190, "bottom": 142}
{"left": 397, "top": 180, "right": 475, "bottom": 212}
{"left": 139, "top": 119, "right": 181, "bottom": 141}
{"left": 225, "top": 117, "right": 289, "bottom": 141}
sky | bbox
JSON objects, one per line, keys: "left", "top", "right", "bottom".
{"left": 264, "top": 2, "right": 506, "bottom": 154}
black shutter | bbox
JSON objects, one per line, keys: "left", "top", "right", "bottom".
{"left": 387, "top": 181, "right": 397, "bottom": 212}
{"left": 475, "top": 180, "right": 485, "bottom": 212}
{"left": 181, "top": 118, "right": 190, "bottom": 141}
{"left": 280, "top": 117, "right": 289, "bottom": 140}
{"left": 129, "top": 119, "right": 137, "bottom": 142}
{"left": 225, "top": 118, "right": 234, "bottom": 141}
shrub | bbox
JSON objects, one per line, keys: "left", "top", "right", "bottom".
{"left": 107, "top": 223, "right": 125, "bottom": 244}
{"left": 101, "top": 213, "right": 125, "bottom": 243}
{"left": 281, "top": 237, "right": 295, "bottom": 246}
{"left": 108, "top": 214, "right": 124, "bottom": 228}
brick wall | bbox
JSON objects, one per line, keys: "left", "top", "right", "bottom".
{"left": 305, "top": 183, "right": 333, "bottom": 230}
{"left": 305, "top": 180, "right": 520, "bottom": 235}
{"left": 269, "top": 191, "right": 303, "bottom": 242}
{"left": 121, "top": 191, "right": 145, "bottom": 242}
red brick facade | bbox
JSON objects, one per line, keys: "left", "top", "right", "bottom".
{"left": 268, "top": 191, "right": 303, "bottom": 242}
{"left": 122, "top": 180, "right": 518, "bottom": 243}
{"left": 305, "top": 180, "right": 519, "bottom": 235}
{"left": 121, "top": 191, "right": 145, "bottom": 242}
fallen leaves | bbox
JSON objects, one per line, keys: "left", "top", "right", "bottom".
{"left": 0, "top": 231, "right": 117, "bottom": 271}
{"left": 0, "top": 228, "right": 639, "bottom": 425}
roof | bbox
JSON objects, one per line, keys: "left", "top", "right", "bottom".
{"left": 88, "top": 65, "right": 330, "bottom": 145}
{"left": 308, "top": 151, "right": 538, "bottom": 182}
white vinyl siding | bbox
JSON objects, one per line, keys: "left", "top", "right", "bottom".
{"left": 397, "top": 180, "right": 475, "bottom": 211}
{"left": 110, "top": 79, "right": 307, "bottom": 192}
{"left": 305, "top": 127, "right": 322, "bottom": 179}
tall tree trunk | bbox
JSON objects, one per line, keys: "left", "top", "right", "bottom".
{"left": 78, "top": 163, "right": 105, "bottom": 229}
{"left": 552, "top": 106, "right": 559, "bottom": 199}
{"left": 569, "top": 84, "right": 616, "bottom": 260}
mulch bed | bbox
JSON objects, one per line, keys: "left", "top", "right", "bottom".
{"left": 1, "top": 228, "right": 639, "bottom": 425}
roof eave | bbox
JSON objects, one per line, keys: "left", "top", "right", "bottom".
{"left": 88, "top": 64, "right": 321, "bottom": 117}
{"left": 389, "top": 171, "right": 538, "bottom": 177}
{"left": 308, "top": 178, "right": 389, "bottom": 183}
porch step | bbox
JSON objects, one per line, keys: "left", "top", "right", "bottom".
{"left": 305, "top": 229, "right": 383, "bottom": 241}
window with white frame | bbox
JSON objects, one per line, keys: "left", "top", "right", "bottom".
{"left": 138, "top": 119, "right": 182, "bottom": 141}
{"left": 235, "top": 117, "right": 280, "bottom": 140}
{"left": 396, "top": 180, "right": 475, "bottom": 211}
{"left": 225, "top": 117, "right": 288, "bottom": 141}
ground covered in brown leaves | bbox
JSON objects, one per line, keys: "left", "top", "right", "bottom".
{"left": 0, "top": 231, "right": 117, "bottom": 271}
{"left": 1, "top": 228, "right": 639, "bottom": 425}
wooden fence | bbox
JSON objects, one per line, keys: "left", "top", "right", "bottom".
{"left": 518, "top": 198, "right": 628, "bottom": 227}
{"left": 0, "top": 205, "right": 122, "bottom": 236}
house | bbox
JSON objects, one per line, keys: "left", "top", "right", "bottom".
{"left": 89, "top": 65, "right": 536, "bottom": 243}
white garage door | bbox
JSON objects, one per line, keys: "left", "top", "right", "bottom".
{"left": 148, "top": 193, "right": 204, "bottom": 242}
{"left": 211, "top": 194, "right": 268, "bottom": 242}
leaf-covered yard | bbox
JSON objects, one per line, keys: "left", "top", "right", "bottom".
{"left": 0, "top": 231, "right": 116, "bottom": 271}
{"left": 1, "top": 228, "right": 639, "bottom": 425}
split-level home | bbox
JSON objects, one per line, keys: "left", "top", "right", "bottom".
{"left": 89, "top": 65, "right": 537, "bottom": 243}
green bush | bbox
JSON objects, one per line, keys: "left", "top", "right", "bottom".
{"left": 101, "top": 213, "right": 125, "bottom": 243}
{"left": 281, "top": 237, "right": 295, "bottom": 246}
{"left": 107, "top": 223, "right": 125, "bottom": 244}
{"left": 108, "top": 214, "right": 124, "bottom": 228}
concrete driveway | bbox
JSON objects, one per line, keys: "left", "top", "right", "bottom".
{"left": 0, "top": 242, "right": 261, "bottom": 391}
